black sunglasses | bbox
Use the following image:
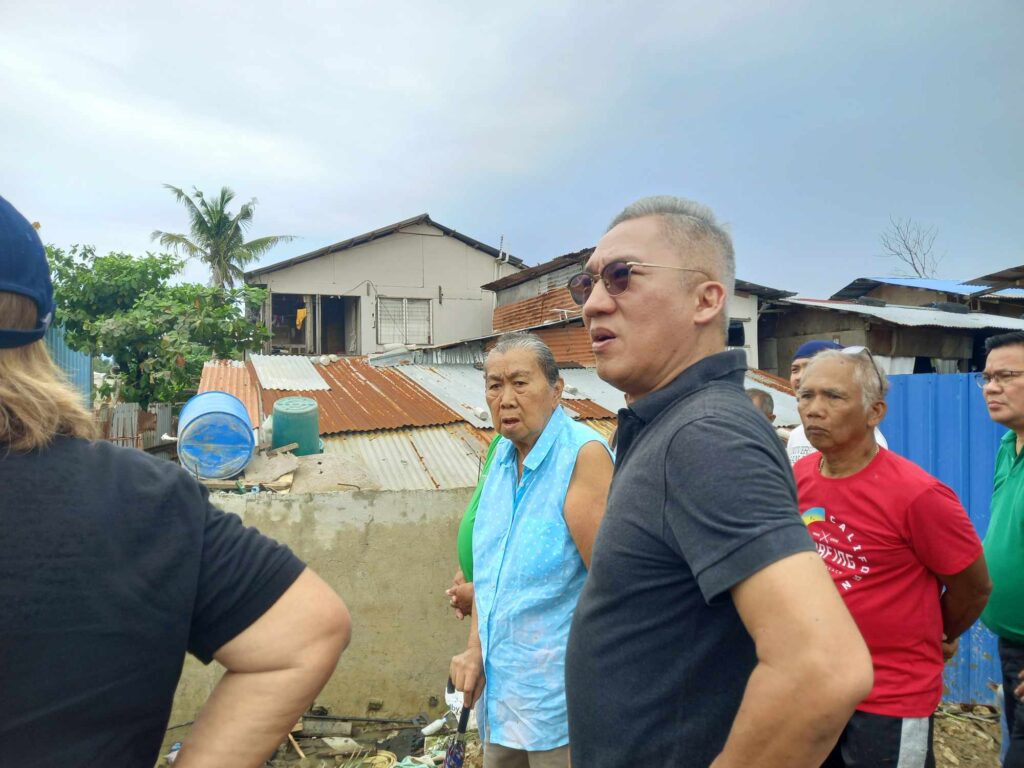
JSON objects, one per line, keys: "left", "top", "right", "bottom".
{"left": 566, "top": 260, "right": 709, "bottom": 306}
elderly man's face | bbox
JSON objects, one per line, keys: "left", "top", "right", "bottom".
{"left": 581, "top": 216, "right": 704, "bottom": 400}
{"left": 982, "top": 345, "right": 1024, "bottom": 431}
{"left": 797, "top": 357, "right": 883, "bottom": 453}
{"left": 485, "top": 348, "right": 563, "bottom": 450}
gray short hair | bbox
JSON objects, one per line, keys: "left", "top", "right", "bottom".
{"left": 608, "top": 195, "right": 736, "bottom": 301}
{"left": 804, "top": 349, "right": 889, "bottom": 411}
{"left": 485, "top": 332, "right": 560, "bottom": 386}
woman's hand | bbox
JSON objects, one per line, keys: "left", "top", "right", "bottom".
{"left": 450, "top": 646, "right": 485, "bottom": 708}
{"left": 446, "top": 569, "right": 474, "bottom": 619}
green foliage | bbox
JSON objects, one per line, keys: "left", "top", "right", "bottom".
{"left": 48, "top": 245, "right": 268, "bottom": 408}
{"left": 48, "top": 245, "right": 182, "bottom": 352}
{"left": 152, "top": 184, "right": 295, "bottom": 289}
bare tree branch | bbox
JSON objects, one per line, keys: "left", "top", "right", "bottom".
{"left": 879, "top": 216, "right": 941, "bottom": 278}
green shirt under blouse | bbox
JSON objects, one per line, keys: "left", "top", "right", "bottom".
{"left": 456, "top": 434, "right": 502, "bottom": 582}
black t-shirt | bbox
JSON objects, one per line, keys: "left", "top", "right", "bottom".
{"left": 565, "top": 351, "right": 815, "bottom": 767}
{"left": 0, "top": 436, "right": 306, "bottom": 766}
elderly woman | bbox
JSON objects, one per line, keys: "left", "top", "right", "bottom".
{"left": 450, "top": 332, "right": 614, "bottom": 768}
{"left": 0, "top": 195, "right": 349, "bottom": 767}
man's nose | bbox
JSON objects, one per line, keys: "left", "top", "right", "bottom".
{"left": 802, "top": 395, "right": 825, "bottom": 418}
{"left": 582, "top": 276, "right": 614, "bottom": 319}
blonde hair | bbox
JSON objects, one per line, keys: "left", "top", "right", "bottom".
{"left": 0, "top": 292, "right": 97, "bottom": 451}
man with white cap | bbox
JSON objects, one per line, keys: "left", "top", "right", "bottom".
{"left": 787, "top": 340, "right": 887, "bottom": 464}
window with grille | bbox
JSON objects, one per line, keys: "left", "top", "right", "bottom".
{"left": 376, "top": 297, "right": 432, "bottom": 345}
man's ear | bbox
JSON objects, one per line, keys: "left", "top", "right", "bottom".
{"left": 867, "top": 399, "right": 887, "bottom": 429}
{"left": 693, "top": 281, "right": 728, "bottom": 328}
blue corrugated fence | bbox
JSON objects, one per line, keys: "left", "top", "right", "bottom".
{"left": 44, "top": 325, "right": 92, "bottom": 407}
{"left": 884, "top": 373, "right": 1004, "bottom": 706}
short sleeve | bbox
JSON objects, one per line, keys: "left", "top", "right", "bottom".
{"left": 182, "top": 482, "right": 306, "bottom": 663}
{"left": 905, "top": 482, "right": 982, "bottom": 577}
{"left": 664, "top": 414, "right": 815, "bottom": 604}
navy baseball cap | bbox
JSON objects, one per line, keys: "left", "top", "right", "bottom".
{"left": 792, "top": 339, "right": 842, "bottom": 362}
{"left": 0, "top": 195, "right": 54, "bottom": 348}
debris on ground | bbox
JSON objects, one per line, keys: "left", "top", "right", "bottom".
{"left": 160, "top": 702, "right": 1000, "bottom": 768}
{"left": 934, "top": 703, "right": 1002, "bottom": 767}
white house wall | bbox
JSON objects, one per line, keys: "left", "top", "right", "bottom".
{"left": 257, "top": 224, "right": 520, "bottom": 354}
{"left": 730, "top": 291, "right": 759, "bottom": 369}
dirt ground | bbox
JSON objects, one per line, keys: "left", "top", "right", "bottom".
{"left": 934, "top": 706, "right": 1002, "bottom": 767}
{"left": 162, "top": 709, "right": 1001, "bottom": 767}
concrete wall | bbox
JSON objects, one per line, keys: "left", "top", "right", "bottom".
{"left": 256, "top": 224, "right": 520, "bottom": 353}
{"left": 166, "top": 488, "right": 473, "bottom": 741}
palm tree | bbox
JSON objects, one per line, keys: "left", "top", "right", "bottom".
{"left": 152, "top": 185, "right": 296, "bottom": 288}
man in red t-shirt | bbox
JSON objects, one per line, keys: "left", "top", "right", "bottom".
{"left": 795, "top": 348, "right": 991, "bottom": 768}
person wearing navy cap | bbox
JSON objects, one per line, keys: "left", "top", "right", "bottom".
{"left": 787, "top": 339, "right": 888, "bottom": 465}
{"left": 0, "top": 194, "right": 351, "bottom": 768}
{"left": 0, "top": 199, "right": 55, "bottom": 348}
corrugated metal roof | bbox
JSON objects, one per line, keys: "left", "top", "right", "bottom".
{"left": 199, "top": 360, "right": 261, "bottom": 427}
{"left": 492, "top": 287, "right": 582, "bottom": 332}
{"left": 967, "top": 265, "right": 1024, "bottom": 291}
{"left": 562, "top": 399, "right": 617, "bottom": 419}
{"left": 579, "top": 418, "right": 617, "bottom": 441}
{"left": 835, "top": 276, "right": 1024, "bottom": 300}
{"left": 786, "top": 298, "right": 1024, "bottom": 330}
{"left": 246, "top": 213, "right": 525, "bottom": 278}
{"left": 481, "top": 250, "right": 592, "bottom": 291}
{"left": 530, "top": 325, "right": 596, "bottom": 367}
{"left": 322, "top": 423, "right": 492, "bottom": 490}
{"left": 744, "top": 369, "right": 799, "bottom": 427}
{"left": 393, "top": 365, "right": 619, "bottom": 429}
{"left": 250, "top": 354, "right": 330, "bottom": 391}
{"left": 558, "top": 369, "right": 628, "bottom": 413}
{"left": 263, "top": 356, "right": 461, "bottom": 435}
{"left": 396, "top": 364, "right": 492, "bottom": 427}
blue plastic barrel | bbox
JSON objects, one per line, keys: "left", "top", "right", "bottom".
{"left": 177, "top": 391, "right": 255, "bottom": 479}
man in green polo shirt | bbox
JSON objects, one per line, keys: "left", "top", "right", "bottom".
{"left": 980, "top": 331, "right": 1024, "bottom": 768}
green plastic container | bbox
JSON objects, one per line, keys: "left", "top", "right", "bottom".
{"left": 272, "top": 397, "right": 322, "bottom": 456}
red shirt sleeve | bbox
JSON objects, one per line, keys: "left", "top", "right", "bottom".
{"left": 904, "top": 482, "right": 982, "bottom": 577}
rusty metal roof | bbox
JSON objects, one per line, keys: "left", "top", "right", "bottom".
{"left": 250, "top": 354, "right": 330, "bottom": 391}
{"left": 263, "top": 356, "right": 462, "bottom": 435}
{"left": 198, "top": 360, "right": 261, "bottom": 427}
{"left": 563, "top": 399, "right": 616, "bottom": 419}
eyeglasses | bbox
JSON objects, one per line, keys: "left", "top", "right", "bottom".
{"left": 975, "top": 370, "right": 1024, "bottom": 389}
{"left": 841, "top": 345, "right": 885, "bottom": 394}
{"left": 566, "top": 260, "right": 709, "bottom": 306}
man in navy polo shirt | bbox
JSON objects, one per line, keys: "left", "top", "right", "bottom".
{"left": 563, "top": 195, "right": 874, "bottom": 767}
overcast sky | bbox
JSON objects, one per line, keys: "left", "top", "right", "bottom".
{"left": 2, "top": 1, "right": 1020, "bottom": 297}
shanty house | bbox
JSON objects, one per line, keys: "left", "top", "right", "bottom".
{"left": 244, "top": 215, "right": 524, "bottom": 357}
{"left": 831, "top": 276, "right": 1024, "bottom": 318}
{"left": 758, "top": 297, "right": 1024, "bottom": 376}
